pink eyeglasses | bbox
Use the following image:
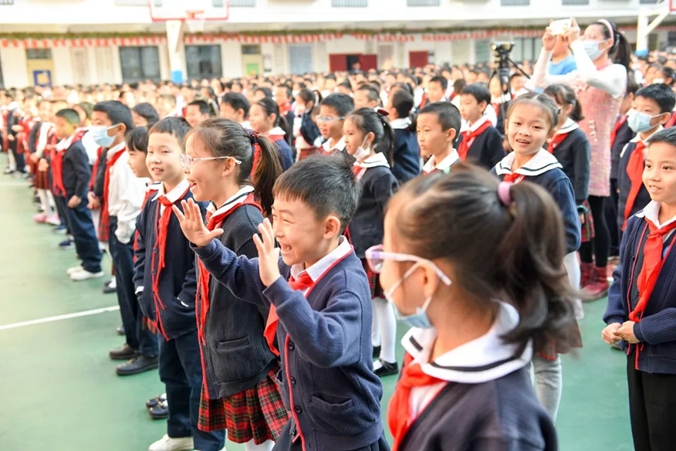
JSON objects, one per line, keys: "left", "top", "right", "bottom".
{"left": 364, "top": 245, "right": 452, "bottom": 286}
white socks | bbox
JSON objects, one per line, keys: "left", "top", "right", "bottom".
{"left": 372, "top": 297, "right": 397, "bottom": 364}
{"left": 37, "top": 189, "right": 54, "bottom": 216}
{"left": 563, "top": 252, "right": 584, "bottom": 320}
{"left": 244, "top": 439, "right": 274, "bottom": 451}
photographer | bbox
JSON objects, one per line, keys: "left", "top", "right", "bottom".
{"left": 531, "top": 18, "right": 631, "bottom": 300}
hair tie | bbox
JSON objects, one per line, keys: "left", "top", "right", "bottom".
{"left": 374, "top": 107, "right": 389, "bottom": 117}
{"left": 498, "top": 181, "right": 513, "bottom": 207}
{"left": 247, "top": 130, "right": 259, "bottom": 146}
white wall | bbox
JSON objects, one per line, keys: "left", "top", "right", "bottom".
{"left": 0, "top": 47, "right": 29, "bottom": 88}
{"left": 51, "top": 46, "right": 74, "bottom": 85}
{"left": 221, "top": 41, "right": 243, "bottom": 78}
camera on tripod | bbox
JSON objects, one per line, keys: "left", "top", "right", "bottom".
{"left": 491, "top": 41, "right": 515, "bottom": 67}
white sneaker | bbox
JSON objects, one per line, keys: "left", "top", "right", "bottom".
{"left": 148, "top": 434, "right": 194, "bottom": 451}
{"left": 70, "top": 269, "right": 105, "bottom": 281}
{"left": 66, "top": 265, "right": 83, "bottom": 275}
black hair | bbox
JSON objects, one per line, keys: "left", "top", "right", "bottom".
{"left": 461, "top": 83, "right": 491, "bottom": 109}
{"left": 346, "top": 107, "right": 395, "bottom": 165}
{"left": 418, "top": 101, "right": 462, "bottom": 135}
{"left": 188, "top": 118, "right": 282, "bottom": 216}
{"left": 320, "top": 93, "right": 354, "bottom": 117}
{"left": 221, "top": 92, "right": 251, "bottom": 117}
{"left": 92, "top": 100, "right": 134, "bottom": 133}
{"left": 392, "top": 82, "right": 414, "bottom": 97}
{"left": 357, "top": 84, "right": 381, "bottom": 105}
{"left": 544, "top": 84, "right": 584, "bottom": 122}
{"left": 76, "top": 102, "right": 93, "bottom": 120}
{"left": 429, "top": 75, "right": 448, "bottom": 91}
{"left": 254, "top": 87, "right": 273, "bottom": 99}
{"left": 393, "top": 164, "right": 577, "bottom": 358}
{"left": 507, "top": 92, "right": 559, "bottom": 132}
{"left": 592, "top": 20, "right": 632, "bottom": 73}
{"left": 149, "top": 116, "right": 192, "bottom": 148}
{"left": 296, "top": 88, "right": 322, "bottom": 110}
{"left": 55, "top": 108, "right": 80, "bottom": 126}
{"left": 126, "top": 126, "right": 149, "bottom": 154}
{"left": 188, "top": 99, "right": 216, "bottom": 117}
{"left": 275, "top": 84, "right": 292, "bottom": 100}
{"left": 132, "top": 102, "right": 160, "bottom": 128}
{"left": 658, "top": 67, "right": 675, "bottom": 86}
{"left": 635, "top": 83, "right": 676, "bottom": 114}
{"left": 647, "top": 126, "right": 676, "bottom": 146}
{"left": 338, "top": 80, "right": 353, "bottom": 92}
{"left": 453, "top": 78, "right": 467, "bottom": 94}
{"left": 253, "top": 97, "right": 293, "bottom": 146}
{"left": 273, "top": 154, "right": 360, "bottom": 234}
{"left": 391, "top": 89, "right": 414, "bottom": 120}
{"left": 369, "top": 79, "right": 382, "bottom": 91}
{"left": 200, "top": 86, "right": 217, "bottom": 101}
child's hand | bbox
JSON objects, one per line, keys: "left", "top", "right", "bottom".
{"left": 617, "top": 321, "right": 640, "bottom": 344}
{"left": 173, "top": 199, "right": 223, "bottom": 248}
{"left": 38, "top": 158, "right": 49, "bottom": 172}
{"left": 542, "top": 22, "right": 556, "bottom": 52}
{"left": 87, "top": 192, "right": 100, "bottom": 210}
{"left": 563, "top": 17, "right": 581, "bottom": 44}
{"left": 253, "top": 218, "right": 282, "bottom": 287}
{"left": 601, "top": 323, "right": 621, "bottom": 345}
{"left": 67, "top": 195, "right": 81, "bottom": 208}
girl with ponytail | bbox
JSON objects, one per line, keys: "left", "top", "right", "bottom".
{"left": 182, "top": 118, "right": 287, "bottom": 450}
{"left": 249, "top": 97, "right": 295, "bottom": 171}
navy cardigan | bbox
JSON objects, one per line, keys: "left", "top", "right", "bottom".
{"left": 610, "top": 119, "right": 635, "bottom": 181}
{"left": 392, "top": 128, "right": 421, "bottom": 184}
{"left": 617, "top": 141, "right": 651, "bottom": 232}
{"left": 193, "top": 240, "right": 385, "bottom": 451}
{"left": 458, "top": 125, "right": 506, "bottom": 170}
{"left": 551, "top": 128, "right": 590, "bottom": 205}
{"left": 133, "top": 191, "right": 202, "bottom": 340}
{"left": 62, "top": 140, "right": 92, "bottom": 199}
{"left": 605, "top": 214, "right": 676, "bottom": 374}
{"left": 273, "top": 138, "right": 295, "bottom": 171}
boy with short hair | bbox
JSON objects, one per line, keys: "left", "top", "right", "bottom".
{"left": 185, "top": 100, "right": 213, "bottom": 128}
{"left": 91, "top": 100, "right": 159, "bottom": 375}
{"left": 418, "top": 102, "right": 462, "bottom": 174}
{"left": 387, "top": 89, "right": 420, "bottom": 183}
{"left": 275, "top": 83, "right": 295, "bottom": 131}
{"left": 135, "top": 117, "right": 225, "bottom": 451}
{"left": 457, "top": 83, "right": 506, "bottom": 170}
{"left": 603, "top": 126, "right": 676, "bottom": 451}
{"left": 318, "top": 93, "right": 354, "bottom": 154}
{"left": 354, "top": 85, "right": 381, "bottom": 110}
{"left": 426, "top": 75, "right": 448, "bottom": 104}
{"left": 219, "top": 92, "right": 251, "bottom": 129}
{"left": 175, "top": 155, "right": 387, "bottom": 451}
{"left": 618, "top": 84, "right": 676, "bottom": 234}
{"left": 54, "top": 108, "right": 103, "bottom": 280}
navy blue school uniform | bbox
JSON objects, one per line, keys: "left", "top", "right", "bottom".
{"left": 617, "top": 130, "right": 658, "bottom": 233}
{"left": 192, "top": 237, "right": 387, "bottom": 451}
{"left": 272, "top": 138, "right": 295, "bottom": 171}
{"left": 548, "top": 120, "right": 590, "bottom": 205}
{"left": 133, "top": 179, "right": 224, "bottom": 451}
{"left": 608, "top": 116, "right": 635, "bottom": 253}
{"left": 61, "top": 134, "right": 102, "bottom": 273}
{"left": 493, "top": 149, "right": 581, "bottom": 254}
{"left": 390, "top": 118, "right": 421, "bottom": 184}
{"left": 299, "top": 113, "right": 320, "bottom": 149}
{"left": 604, "top": 203, "right": 676, "bottom": 450}
{"left": 457, "top": 118, "right": 506, "bottom": 170}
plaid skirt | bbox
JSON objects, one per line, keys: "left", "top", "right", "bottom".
{"left": 98, "top": 204, "right": 109, "bottom": 244}
{"left": 33, "top": 166, "right": 49, "bottom": 190}
{"left": 361, "top": 258, "right": 384, "bottom": 299}
{"left": 198, "top": 366, "right": 289, "bottom": 444}
{"left": 580, "top": 199, "right": 594, "bottom": 243}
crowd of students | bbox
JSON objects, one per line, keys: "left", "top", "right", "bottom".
{"left": 2, "top": 16, "right": 676, "bottom": 451}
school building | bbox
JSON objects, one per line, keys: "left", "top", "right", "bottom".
{"left": 0, "top": 0, "right": 674, "bottom": 88}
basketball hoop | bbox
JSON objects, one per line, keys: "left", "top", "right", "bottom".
{"left": 185, "top": 10, "right": 206, "bottom": 33}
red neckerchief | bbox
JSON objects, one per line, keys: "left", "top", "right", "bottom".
{"left": 623, "top": 141, "right": 647, "bottom": 231}
{"left": 419, "top": 93, "right": 428, "bottom": 110}
{"left": 151, "top": 185, "right": 191, "bottom": 339}
{"left": 280, "top": 103, "right": 293, "bottom": 115}
{"left": 666, "top": 111, "right": 676, "bottom": 129}
{"left": 458, "top": 121, "right": 491, "bottom": 161}
{"left": 610, "top": 115, "right": 628, "bottom": 147}
{"left": 547, "top": 132, "right": 570, "bottom": 154}
{"left": 263, "top": 248, "right": 352, "bottom": 356}
{"left": 52, "top": 129, "right": 87, "bottom": 196}
{"left": 101, "top": 146, "right": 126, "bottom": 232}
{"left": 503, "top": 172, "right": 525, "bottom": 183}
{"left": 388, "top": 353, "right": 446, "bottom": 451}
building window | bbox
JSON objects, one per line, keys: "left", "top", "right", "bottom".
{"left": 229, "top": 0, "right": 255, "bottom": 5}
{"left": 500, "top": 0, "right": 529, "bottom": 5}
{"left": 332, "top": 0, "right": 367, "bottom": 6}
{"left": 562, "top": 0, "right": 588, "bottom": 4}
{"left": 639, "top": 0, "right": 659, "bottom": 4}
{"left": 0, "top": 0, "right": 15, "bottom": 5}
{"left": 120, "top": 46, "right": 160, "bottom": 83}
{"left": 186, "top": 45, "right": 222, "bottom": 80}
{"left": 511, "top": 37, "right": 541, "bottom": 63}
{"left": 26, "top": 49, "right": 52, "bottom": 60}
{"left": 407, "top": 0, "right": 439, "bottom": 5}
{"left": 241, "top": 44, "right": 261, "bottom": 55}
{"left": 475, "top": 40, "right": 491, "bottom": 63}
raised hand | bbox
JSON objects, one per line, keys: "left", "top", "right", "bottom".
{"left": 563, "top": 17, "right": 580, "bottom": 44}
{"left": 542, "top": 21, "right": 556, "bottom": 52}
{"left": 253, "top": 218, "right": 282, "bottom": 287}
{"left": 173, "top": 199, "right": 223, "bottom": 247}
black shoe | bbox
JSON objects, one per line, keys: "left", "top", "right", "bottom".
{"left": 146, "top": 393, "right": 167, "bottom": 409}
{"left": 109, "top": 343, "right": 137, "bottom": 360}
{"left": 116, "top": 326, "right": 125, "bottom": 336}
{"left": 374, "top": 359, "right": 399, "bottom": 377}
{"left": 149, "top": 401, "right": 169, "bottom": 420}
{"left": 116, "top": 354, "right": 159, "bottom": 376}
{"left": 372, "top": 345, "right": 381, "bottom": 359}
{"left": 104, "top": 284, "right": 117, "bottom": 294}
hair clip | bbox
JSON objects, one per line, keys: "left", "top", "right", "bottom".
{"left": 247, "top": 130, "right": 259, "bottom": 145}
{"left": 497, "top": 181, "right": 513, "bottom": 207}
{"left": 374, "top": 107, "right": 389, "bottom": 117}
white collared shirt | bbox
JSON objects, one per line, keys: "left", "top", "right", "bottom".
{"left": 207, "top": 185, "right": 255, "bottom": 219}
{"left": 554, "top": 118, "right": 579, "bottom": 135}
{"left": 422, "top": 149, "right": 460, "bottom": 174}
{"left": 403, "top": 302, "right": 532, "bottom": 418}
{"left": 323, "top": 136, "right": 346, "bottom": 153}
{"left": 354, "top": 152, "right": 390, "bottom": 180}
{"left": 390, "top": 118, "right": 412, "bottom": 130}
{"left": 107, "top": 142, "right": 151, "bottom": 244}
{"left": 621, "top": 126, "right": 663, "bottom": 159}
{"left": 636, "top": 201, "right": 676, "bottom": 244}
{"left": 153, "top": 179, "right": 191, "bottom": 215}
{"left": 289, "top": 236, "right": 352, "bottom": 296}
{"left": 493, "top": 148, "right": 563, "bottom": 181}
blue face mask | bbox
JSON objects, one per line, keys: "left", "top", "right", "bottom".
{"left": 627, "top": 109, "right": 660, "bottom": 133}
{"left": 383, "top": 262, "right": 435, "bottom": 329}
{"left": 582, "top": 40, "right": 604, "bottom": 62}
{"left": 89, "top": 125, "right": 116, "bottom": 148}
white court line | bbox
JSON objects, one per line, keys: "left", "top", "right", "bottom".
{"left": 0, "top": 305, "right": 120, "bottom": 331}
{"left": 0, "top": 181, "right": 31, "bottom": 187}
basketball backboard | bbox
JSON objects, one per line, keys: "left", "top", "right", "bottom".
{"left": 148, "top": 0, "right": 229, "bottom": 23}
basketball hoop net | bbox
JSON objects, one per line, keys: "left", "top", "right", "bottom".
{"left": 185, "top": 10, "right": 206, "bottom": 33}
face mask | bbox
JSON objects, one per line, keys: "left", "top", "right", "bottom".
{"left": 582, "top": 40, "right": 604, "bottom": 61}
{"left": 292, "top": 90, "right": 299, "bottom": 98}
{"left": 627, "top": 109, "right": 660, "bottom": 133}
{"left": 653, "top": 78, "right": 665, "bottom": 84}
{"left": 383, "top": 262, "right": 435, "bottom": 329}
{"left": 353, "top": 137, "right": 371, "bottom": 162}
{"left": 89, "top": 125, "right": 116, "bottom": 148}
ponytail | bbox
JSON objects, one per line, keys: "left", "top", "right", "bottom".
{"left": 251, "top": 135, "right": 283, "bottom": 217}
{"left": 597, "top": 19, "right": 631, "bottom": 74}
{"left": 378, "top": 118, "right": 396, "bottom": 166}
{"left": 346, "top": 107, "right": 396, "bottom": 166}
{"left": 256, "top": 97, "right": 293, "bottom": 146}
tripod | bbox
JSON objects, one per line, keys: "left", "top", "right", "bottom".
{"left": 489, "top": 54, "right": 531, "bottom": 132}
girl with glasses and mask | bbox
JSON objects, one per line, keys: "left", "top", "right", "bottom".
{"left": 366, "top": 164, "right": 578, "bottom": 451}
{"left": 531, "top": 17, "right": 632, "bottom": 300}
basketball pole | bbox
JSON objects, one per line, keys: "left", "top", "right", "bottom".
{"left": 166, "top": 19, "right": 186, "bottom": 83}
{"left": 636, "top": 0, "right": 672, "bottom": 56}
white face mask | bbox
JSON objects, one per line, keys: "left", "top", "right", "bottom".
{"left": 582, "top": 40, "right": 605, "bottom": 61}
{"left": 353, "top": 136, "right": 371, "bottom": 161}
{"left": 653, "top": 78, "right": 666, "bottom": 84}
